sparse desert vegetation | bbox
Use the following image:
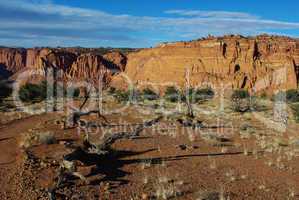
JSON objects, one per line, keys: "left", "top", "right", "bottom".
{"left": 1, "top": 0, "right": 299, "bottom": 198}
{"left": 1, "top": 85, "right": 299, "bottom": 200}
{"left": 0, "top": 30, "right": 299, "bottom": 200}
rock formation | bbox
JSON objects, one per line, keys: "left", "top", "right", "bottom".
{"left": 67, "top": 53, "right": 122, "bottom": 86}
{"left": 0, "top": 35, "right": 299, "bottom": 94}
{"left": 111, "top": 35, "right": 299, "bottom": 94}
{"left": 0, "top": 48, "right": 26, "bottom": 74}
{"left": 0, "top": 47, "right": 124, "bottom": 86}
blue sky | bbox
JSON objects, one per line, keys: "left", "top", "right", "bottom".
{"left": 1, "top": 0, "right": 299, "bottom": 48}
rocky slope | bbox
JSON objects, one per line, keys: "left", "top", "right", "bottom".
{"left": 111, "top": 35, "right": 299, "bottom": 94}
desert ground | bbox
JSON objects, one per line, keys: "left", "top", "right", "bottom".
{"left": 1, "top": 91, "right": 299, "bottom": 200}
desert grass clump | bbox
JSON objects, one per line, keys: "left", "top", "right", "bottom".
{"left": 201, "top": 132, "right": 231, "bottom": 146}
{"left": 38, "top": 131, "right": 57, "bottom": 145}
{"left": 141, "top": 159, "right": 152, "bottom": 170}
{"left": 19, "top": 131, "right": 57, "bottom": 148}
{"left": 239, "top": 123, "right": 256, "bottom": 139}
{"left": 19, "top": 132, "right": 37, "bottom": 149}
{"left": 208, "top": 156, "right": 217, "bottom": 170}
{"left": 225, "top": 169, "right": 236, "bottom": 182}
{"left": 154, "top": 176, "right": 183, "bottom": 200}
{"left": 196, "top": 190, "right": 224, "bottom": 200}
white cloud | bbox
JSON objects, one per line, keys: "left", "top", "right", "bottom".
{"left": 165, "top": 10, "right": 260, "bottom": 19}
{"left": 0, "top": 1, "right": 298, "bottom": 47}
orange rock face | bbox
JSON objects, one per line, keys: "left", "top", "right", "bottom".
{"left": 112, "top": 35, "right": 299, "bottom": 94}
{"left": 0, "top": 48, "right": 26, "bottom": 74}
{"left": 0, "top": 47, "right": 124, "bottom": 86}
{"left": 103, "top": 52, "right": 127, "bottom": 72}
{"left": 1, "top": 35, "right": 299, "bottom": 94}
{"left": 67, "top": 53, "right": 122, "bottom": 86}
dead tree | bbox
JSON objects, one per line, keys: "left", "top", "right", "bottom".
{"left": 49, "top": 116, "right": 162, "bottom": 199}
{"left": 64, "top": 86, "right": 108, "bottom": 129}
{"left": 184, "top": 68, "right": 195, "bottom": 119}
{"left": 83, "top": 115, "right": 163, "bottom": 154}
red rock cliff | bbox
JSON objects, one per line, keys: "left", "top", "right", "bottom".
{"left": 0, "top": 48, "right": 26, "bottom": 74}
{"left": 111, "top": 35, "right": 299, "bottom": 94}
{"left": 67, "top": 53, "right": 122, "bottom": 86}
{"left": 0, "top": 47, "right": 125, "bottom": 86}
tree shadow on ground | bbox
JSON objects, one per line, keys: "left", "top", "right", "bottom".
{"left": 63, "top": 146, "right": 248, "bottom": 187}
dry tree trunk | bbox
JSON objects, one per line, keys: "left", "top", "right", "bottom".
{"left": 84, "top": 115, "right": 163, "bottom": 154}
{"left": 184, "top": 68, "right": 194, "bottom": 119}
{"left": 49, "top": 115, "right": 163, "bottom": 199}
{"left": 64, "top": 88, "right": 108, "bottom": 128}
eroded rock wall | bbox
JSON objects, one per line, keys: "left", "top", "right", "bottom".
{"left": 0, "top": 47, "right": 125, "bottom": 85}
{"left": 112, "top": 35, "right": 299, "bottom": 94}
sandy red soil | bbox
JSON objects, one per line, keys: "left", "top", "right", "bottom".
{"left": 1, "top": 100, "right": 299, "bottom": 200}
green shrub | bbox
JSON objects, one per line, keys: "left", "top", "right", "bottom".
{"left": 180, "top": 87, "right": 215, "bottom": 104}
{"left": 65, "top": 87, "right": 80, "bottom": 98}
{"left": 272, "top": 91, "right": 285, "bottom": 102}
{"left": 142, "top": 88, "right": 159, "bottom": 101}
{"left": 260, "top": 91, "right": 268, "bottom": 99}
{"left": 114, "top": 89, "right": 131, "bottom": 103}
{"left": 272, "top": 90, "right": 299, "bottom": 103}
{"left": 19, "top": 81, "right": 47, "bottom": 102}
{"left": 192, "top": 87, "right": 214, "bottom": 103}
{"left": 0, "top": 81, "right": 12, "bottom": 100}
{"left": 73, "top": 88, "right": 80, "bottom": 98}
{"left": 108, "top": 87, "right": 116, "bottom": 94}
{"left": 164, "top": 86, "right": 181, "bottom": 102}
{"left": 291, "top": 104, "right": 299, "bottom": 123}
{"left": 231, "top": 90, "right": 252, "bottom": 112}
{"left": 231, "top": 89, "right": 250, "bottom": 100}
{"left": 286, "top": 89, "right": 299, "bottom": 102}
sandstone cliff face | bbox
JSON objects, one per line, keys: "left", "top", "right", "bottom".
{"left": 67, "top": 53, "right": 121, "bottom": 86}
{"left": 0, "top": 48, "right": 26, "bottom": 75}
{"left": 1, "top": 35, "right": 299, "bottom": 94}
{"left": 103, "top": 52, "right": 127, "bottom": 72}
{"left": 112, "top": 35, "right": 299, "bottom": 94}
{"left": 0, "top": 47, "right": 124, "bottom": 86}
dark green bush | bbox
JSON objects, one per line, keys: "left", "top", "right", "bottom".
{"left": 260, "top": 91, "right": 268, "bottom": 99}
{"left": 231, "top": 89, "right": 250, "bottom": 100}
{"left": 19, "top": 81, "right": 47, "bottom": 102}
{"left": 0, "top": 81, "right": 12, "bottom": 100}
{"left": 291, "top": 104, "right": 299, "bottom": 122}
{"left": 65, "top": 87, "right": 80, "bottom": 98}
{"left": 193, "top": 87, "right": 215, "bottom": 102}
{"left": 73, "top": 88, "right": 80, "bottom": 98}
{"left": 114, "top": 89, "right": 131, "bottom": 103}
{"left": 108, "top": 87, "right": 116, "bottom": 94}
{"left": 272, "top": 91, "right": 285, "bottom": 102}
{"left": 164, "top": 86, "right": 181, "bottom": 102}
{"left": 181, "top": 87, "right": 215, "bottom": 104}
{"left": 286, "top": 89, "right": 299, "bottom": 102}
{"left": 142, "top": 88, "right": 159, "bottom": 101}
{"left": 272, "top": 90, "right": 299, "bottom": 103}
{"left": 231, "top": 90, "right": 252, "bottom": 112}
